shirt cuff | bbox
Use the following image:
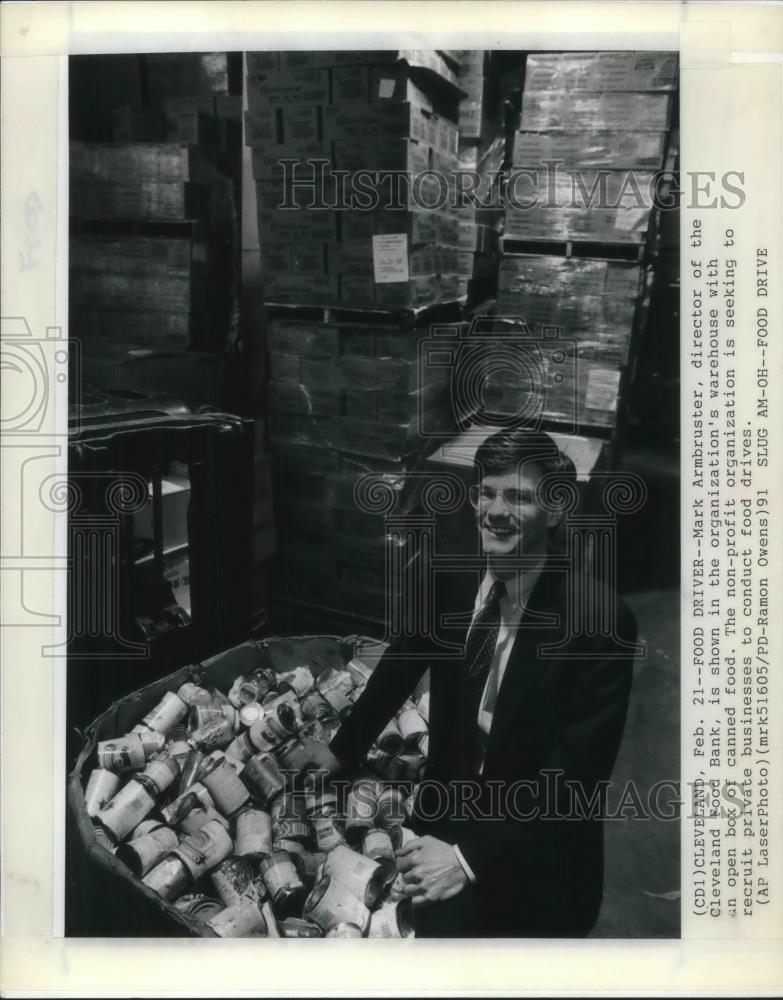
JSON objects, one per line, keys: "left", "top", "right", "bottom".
{"left": 453, "top": 844, "right": 477, "bottom": 883}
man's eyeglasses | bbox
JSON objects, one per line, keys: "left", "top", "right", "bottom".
{"left": 468, "top": 485, "right": 537, "bottom": 510}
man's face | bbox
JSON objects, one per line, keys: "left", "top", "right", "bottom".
{"left": 475, "top": 464, "right": 556, "bottom": 560}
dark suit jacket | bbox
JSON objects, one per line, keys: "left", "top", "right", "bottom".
{"left": 330, "top": 553, "right": 638, "bottom": 938}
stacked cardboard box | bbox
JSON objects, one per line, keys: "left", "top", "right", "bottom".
{"left": 485, "top": 50, "right": 677, "bottom": 430}
{"left": 244, "top": 51, "right": 467, "bottom": 309}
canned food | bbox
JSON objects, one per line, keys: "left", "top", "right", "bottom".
{"left": 140, "top": 691, "right": 188, "bottom": 734}
{"left": 143, "top": 854, "right": 191, "bottom": 901}
{"left": 178, "top": 748, "right": 204, "bottom": 792}
{"left": 166, "top": 740, "right": 192, "bottom": 766}
{"left": 96, "top": 735, "right": 146, "bottom": 773}
{"left": 277, "top": 666, "right": 314, "bottom": 698}
{"left": 376, "top": 719, "right": 404, "bottom": 755}
{"left": 258, "top": 850, "right": 306, "bottom": 917}
{"left": 344, "top": 779, "right": 379, "bottom": 844}
{"left": 323, "top": 844, "right": 385, "bottom": 908}
{"left": 345, "top": 657, "right": 373, "bottom": 688}
{"left": 225, "top": 732, "right": 255, "bottom": 765}
{"left": 238, "top": 673, "right": 269, "bottom": 705}
{"left": 84, "top": 768, "right": 120, "bottom": 816}
{"left": 304, "top": 788, "right": 339, "bottom": 814}
{"left": 297, "top": 719, "right": 328, "bottom": 745}
{"left": 297, "top": 850, "right": 328, "bottom": 887}
{"left": 134, "top": 729, "right": 167, "bottom": 757}
{"left": 320, "top": 687, "right": 353, "bottom": 719}
{"left": 304, "top": 875, "right": 370, "bottom": 935}
{"left": 246, "top": 720, "right": 280, "bottom": 754}
{"left": 92, "top": 822, "right": 117, "bottom": 854}
{"left": 241, "top": 752, "right": 286, "bottom": 804}
{"left": 234, "top": 808, "right": 273, "bottom": 858}
{"left": 397, "top": 707, "right": 428, "bottom": 744}
{"left": 173, "top": 819, "right": 233, "bottom": 880}
{"left": 325, "top": 922, "right": 364, "bottom": 938}
{"left": 200, "top": 757, "right": 251, "bottom": 817}
{"left": 376, "top": 786, "right": 406, "bottom": 830}
{"left": 177, "top": 682, "right": 213, "bottom": 706}
{"left": 141, "top": 755, "right": 180, "bottom": 795}
{"left": 96, "top": 777, "right": 157, "bottom": 841}
{"left": 177, "top": 804, "right": 229, "bottom": 837}
{"left": 311, "top": 811, "right": 345, "bottom": 852}
{"left": 227, "top": 675, "right": 246, "bottom": 708}
{"left": 279, "top": 917, "right": 323, "bottom": 938}
{"left": 316, "top": 668, "right": 354, "bottom": 698}
{"left": 190, "top": 717, "right": 234, "bottom": 751}
{"left": 272, "top": 817, "right": 311, "bottom": 845}
{"left": 362, "top": 828, "right": 397, "bottom": 884}
{"left": 270, "top": 791, "right": 308, "bottom": 822}
{"left": 188, "top": 704, "right": 225, "bottom": 730}
{"left": 368, "top": 900, "right": 414, "bottom": 938}
{"left": 238, "top": 702, "right": 264, "bottom": 728}
{"left": 116, "top": 824, "right": 179, "bottom": 877}
{"left": 131, "top": 818, "right": 164, "bottom": 840}
{"left": 300, "top": 692, "right": 335, "bottom": 723}
{"left": 173, "top": 893, "right": 224, "bottom": 923}
{"left": 210, "top": 856, "right": 255, "bottom": 906}
{"left": 416, "top": 690, "right": 430, "bottom": 720}
{"left": 160, "top": 782, "right": 215, "bottom": 825}
{"left": 398, "top": 826, "right": 417, "bottom": 848}
{"left": 273, "top": 837, "right": 307, "bottom": 860}
{"left": 207, "top": 897, "right": 268, "bottom": 937}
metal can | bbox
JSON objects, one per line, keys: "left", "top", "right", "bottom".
{"left": 160, "top": 782, "right": 215, "bottom": 825}
{"left": 225, "top": 732, "right": 255, "bottom": 765}
{"left": 238, "top": 702, "right": 265, "bottom": 728}
{"left": 116, "top": 825, "right": 179, "bottom": 877}
{"left": 173, "top": 893, "right": 224, "bottom": 923}
{"left": 140, "top": 691, "right": 188, "bottom": 735}
{"left": 258, "top": 850, "right": 306, "bottom": 917}
{"left": 273, "top": 837, "right": 307, "bottom": 861}
{"left": 279, "top": 917, "right": 323, "bottom": 938}
{"left": 143, "top": 854, "right": 191, "bottom": 901}
{"left": 177, "top": 804, "right": 229, "bottom": 837}
{"left": 84, "top": 768, "right": 120, "bottom": 816}
{"left": 346, "top": 657, "right": 373, "bottom": 688}
{"left": 241, "top": 752, "right": 286, "bottom": 804}
{"left": 416, "top": 690, "right": 430, "bottom": 720}
{"left": 96, "top": 778, "right": 157, "bottom": 841}
{"left": 178, "top": 748, "right": 204, "bottom": 793}
{"left": 188, "top": 704, "right": 225, "bottom": 730}
{"left": 376, "top": 786, "right": 406, "bottom": 831}
{"left": 207, "top": 897, "right": 268, "bottom": 937}
{"left": 297, "top": 850, "right": 328, "bottom": 887}
{"left": 368, "top": 900, "right": 414, "bottom": 938}
{"left": 246, "top": 720, "right": 280, "bottom": 754}
{"left": 304, "top": 876, "right": 370, "bottom": 935}
{"left": 200, "top": 756, "right": 251, "bottom": 817}
{"left": 92, "top": 822, "right": 117, "bottom": 854}
{"left": 131, "top": 818, "right": 164, "bottom": 840}
{"left": 173, "top": 819, "right": 233, "bottom": 880}
{"left": 297, "top": 719, "right": 328, "bottom": 745}
{"left": 210, "top": 856, "right": 256, "bottom": 906}
{"left": 323, "top": 844, "right": 385, "bottom": 908}
{"left": 300, "top": 692, "right": 335, "bottom": 723}
{"left": 96, "top": 734, "right": 146, "bottom": 773}
{"left": 190, "top": 717, "right": 234, "bottom": 751}
{"left": 270, "top": 791, "right": 308, "bottom": 822}
{"left": 166, "top": 740, "right": 192, "bottom": 766}
{"left": 238, "top": 673, "right": 270, "bottom": 705}
{"left": 362, "top": 828, "right": 397, "bottom": 884}
{"left": 177, "top": 682, "right": 213, "bottom": 706}
{"left": 398, "top": 826, "right": 417, "bottom": 848}
{"left": 272, "top": 817, "right": 311, "bottom": 845}
{"left": 325, "top": 922, "right": 364, "bottom": 938}
{"left": 320, "top": 687, "right": 353, "bottom": 719}
{"left": 397, "top": 706, "right": 428, "bottom": 744}
{"left": 344, "top": 779, "right": 379, "bottom": 844}
{"left": 311, "top": 810, "right": 345, "bottom": 853}
{"left": 234, "top": 808, "right": 273, "bottom": 858}
{"left": 141, "top": 755, "right": 180, "bottom": 795}
{"left": 277, "top": 666, "right": 315, "bottom": 698}
{"left": 316, "top": 668, "right": 354, "bottom": 698}
{"left": 133, "top": 729, "right": 167, "bottom": 758}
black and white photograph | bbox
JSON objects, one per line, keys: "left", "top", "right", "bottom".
{"left": 62, "top": 45, "right": 683, "bottom": 942}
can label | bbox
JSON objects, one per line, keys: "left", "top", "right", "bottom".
{"left": 398, "top": 707, "right": 428, "bottom": 741}
{"left": 369, "top": 901, "right": 412, "bottom": 938}
{"left": 301, "top": 692, "right": 333, "bottom": 722}
{"left": 235, "top": 809, "right": 273, "bottom": 857}
{"left": 305, "top": 876, "right": 370, "bottom": 933}
{"left": 190, "top": 717, "right": 234, "bottom": 751}
{"left": 272, "top": 817, "right": 311, "bottom": 843}
{"left": 122, "top": 825, "right": 179, "bottom": 876}
{"left": 363, "top": 828, "right": 394, "bottom": 860}
{"left": 261, "top": 852, "right": 303, "bottom": 900}
{"left": 211, "top": 856, "right": 254, "bottom": 905}
{"left": 242, "top": 753, "right": 286, "bottom": 802}
{"left": 97, "top": 735, "right": 145, "bottom": 772}
{"left": 324, "top": 844, "right": 384, "bottom": 906}
{"left": 177, "top": 682, "right": 213, "bottom": 706}
{"left": 135, "top": 729, "right": 167, "bottom": 757}
{"left": 97, "top": 780, "right": 156, "bottom": 840}
{"left": 325, "top": 922, "right": 364, "bottom": 938}
{"left": 201, "top": 760, "right": 251, "bottom": 816}
{"left": 143, "top": 855, "right": 190, "bottom": 901}
{"left": 84, "top": 768, "right": 120, "bottom": 816}
{"left": 174, "top": 819, "right": 233, "bottom": 878}
{"left": 312, "top": 815, "right": 344, "bottom": 852}
{"left": 141, "top": 691, "right": 187, "bottom": 734}
{"left": 142, "top": 756, "right": 179, "bottom": 795}
{"left": 207, "top": 898, "right": 267, "bottom": 937}
{"left": 189, "top": 704, "right": 225, "bottom": 729}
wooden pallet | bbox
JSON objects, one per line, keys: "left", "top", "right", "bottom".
{"left": 499, "top": 237, "right": 646, "bottom": 262}
{"left": 263, "top": 297, "right": 466, "bottom": 328}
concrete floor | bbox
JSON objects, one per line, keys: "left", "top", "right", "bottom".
{"left": 592, "top": 445, "right": 680, "bottom": 938}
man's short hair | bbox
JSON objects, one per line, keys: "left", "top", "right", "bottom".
{"left": 474, "top": 426, "right": 577, "bottom": 484}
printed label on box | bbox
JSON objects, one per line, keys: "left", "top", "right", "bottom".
{"left": 584, "top": 368, "right": 621, "bottom": 412}
{"left": 372, "top": 234, "right": 410, "bottom": 283}
{"left": 378, "top": 78, "right": 396, "bottom": 99}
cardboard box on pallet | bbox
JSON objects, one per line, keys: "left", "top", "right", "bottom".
{"left": 332, "top": 137, "right": 430, "bottom": 173}
{"left": 512, "top": 130, "right": 668, "bottom": 170}
{"left": 165, "top": 110, "right": 220, "bottom": 150}
{"left": 145, "top": 52, "right": 230, "bottom": 100}
{"left": 269, "top": 353, "right": 343, "bottom": 386}
{"left": 159, "top": 94, "right": 218, "bottom": 118}
{"left": 324, "top": 100, "right": 441, "bottom": 147}
{"left": 70, "top": 269, "right": 213, "bottom": 314}
{"left": 264, "top": 273, "right": 340, "bottom": 305}
{"left": 268, "top": 380, "right": 342, "bottom": 417}
{"left": 71, "top": 141, "right": 220, "bottom": 184}
{"left": 257, "top": 208, "right": 338, "bottom": 243}
{"left": 246, "top": 51, "right": 281, "bottom": 74}
{"left": 339, "top": 274, "right": 442, "bottom": 310}
{"left": 494, "top": 284, "right": 637, "bottom": 329}
{"left": 523, "top": 51, "right": 678, "bottom": 93}
{"left": 268, "top": 320, "right": 340, "bottom": 357}
{"left": 328, "top": 240, "right": 442, "bottom": 278}
{"left": 503, "top": 204, "right": 651, "bottom": 243}
{"left": 498, "top": 254, "right": 640, "bottom": 298}
{"left": 260, "top": 242, "right": 329, "bottom": 276}
{"left": 520, "top": 91, "right": 672, "bottom": 131}
{"left": 71, "top": 306, "right": 194, "bottom": 350}
{"left": 244, "top": 105, "right": 322, "bottom": 145}
{"left": 457, "top": 221, "right": 498, "bottom": 252}
{"left": 69, "top": 235, "right": 207, "bottom": 276}
{"left": 71, "top": 180, "right": 211, "bottom": 223}
{"left": 246, "top": 68, "right": 330, "bottom": 111}
{"left": 251, "top": 143, "right": 331, "bottom": 180}
{"left": 340, "top": 208, "right": 441, "bottom": 244}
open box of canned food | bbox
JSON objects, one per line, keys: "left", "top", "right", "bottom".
{"left": 67, "top": 635, "right": 429, "bottom": 938}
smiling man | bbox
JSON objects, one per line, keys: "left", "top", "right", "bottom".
{"left": 301, "top": 426, "right": 638, "bottom": 938}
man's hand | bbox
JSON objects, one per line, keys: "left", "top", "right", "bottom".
{"left": 395, "top": 835, "right": 468, "bottom": 907}
{"left": 283, "top": 738, "right": 344, "bottom": 787}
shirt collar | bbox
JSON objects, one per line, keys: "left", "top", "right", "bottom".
{"left": 476, "top": 559, "right": 545, "bottom": 615}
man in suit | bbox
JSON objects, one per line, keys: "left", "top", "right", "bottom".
{"left": 300, "top": 427, "right": 638, "bottom": 937}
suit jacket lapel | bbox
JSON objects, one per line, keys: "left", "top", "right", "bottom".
{"left": 483, "top": 556, "right": 565, "bottom": 759}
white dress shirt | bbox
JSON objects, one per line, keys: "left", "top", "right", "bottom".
{"left": 453, "top": 562, "right": 544, "bottom": 883}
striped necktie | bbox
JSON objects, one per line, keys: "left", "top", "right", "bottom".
{"left": 459, "top": 579, "right": 506, "bottom": 768}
